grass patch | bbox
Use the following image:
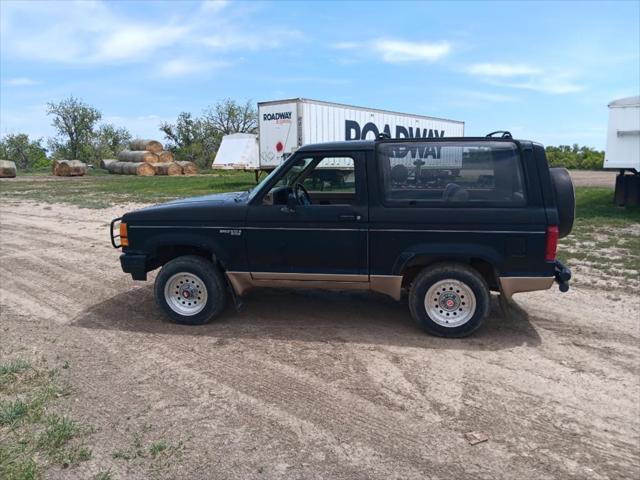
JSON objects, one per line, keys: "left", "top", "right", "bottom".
{"left": 37, "top": 415, "right": 77, "bottom": 453}
{"left": 0, "top": 359, "right": 90, "bottom": 479}
{"left": 558, "top": 187, "right": 640, "bottom": 290}
{"left": 94, "top": 470, "right": 113, "bottom": 480}
{"left": 0, "top": 399, "right": 29, "bottom": 427}
{"left": 0, "top": 170, "right": 256, "bottom": 208}
{"left": 0, "top": 360, "right": 31, "bottom": 385}
{"left": 573, "top": 187, "right": 640, "bottom": 226}
{"left": 149, "top": 441, "right": 167, "bottom": 458}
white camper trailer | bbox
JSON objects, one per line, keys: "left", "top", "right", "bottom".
{"left": 257, "top": 98, "right": 464, "bottom": 169}
{"left": 604, "top": 96, "right": 639, "bottom": 206}
{"left": 212, "top": 133, "right": 259, "bottom": 170}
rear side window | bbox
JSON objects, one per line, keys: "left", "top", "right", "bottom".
{"left": 378, "top": 141, "right": 526, "bottom": 206}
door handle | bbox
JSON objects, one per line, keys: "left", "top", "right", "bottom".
{"left": 339, "top": 214, "right": 360, "bottom": 221}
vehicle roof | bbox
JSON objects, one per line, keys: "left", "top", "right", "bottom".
{"left": 296, "top": 137, "right": 527, "bottom": 153}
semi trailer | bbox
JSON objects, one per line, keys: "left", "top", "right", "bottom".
{"left": 604, "top": 96, "right": 640, "bottom": 206}
{"left": 213, "top": 98, "right": 464, "bottom": 171}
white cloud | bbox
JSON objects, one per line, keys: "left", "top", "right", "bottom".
{"left": 158, "top": 58, "right": 230, "bottom": 78}
{"left": 0, "top": 0, "right": 297, "bottom": 74}
{"left": 97, "top": 25, "right": 189, "bottom": 62}
{"left": 4, "top": 77, "right": 39, "bottom": 87}
{"left": 467, "top": 62, "right": 584, "bottom": 94}
{"left": 374, "top": 40, "right": 451, "bottom": 63}
{"left": 332, "top": 38, "right": 451, "bottom": 64}
{"left": 199, "top": 0, "right": 229, "bottom": 12}
{"left": 504, "top": 78, "right": 584, "bottom": 95}
{"left": 467, "top": 63, "right": 543, "bottom": 77}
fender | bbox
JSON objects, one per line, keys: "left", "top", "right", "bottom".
{"left": 130, "top": 229, "right": 240, "bottom": 270}
{"left": 391, "top": 242, "right": 503, "bottom": 276}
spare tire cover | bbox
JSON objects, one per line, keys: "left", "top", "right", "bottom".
{"left": 550, "top": 167, "right": 575, "bottom": 238}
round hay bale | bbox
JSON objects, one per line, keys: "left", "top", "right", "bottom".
{"left": 130, "top": 139, "right": 164, "bottom": 153}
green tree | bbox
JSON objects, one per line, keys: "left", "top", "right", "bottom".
{"left": 46, "top": 96, "right": 101, "bottom": 161}
{"left": 545, "top": 144, "right": 604, "bottom": 170}
{"left": 0, "top": 133, "right": 48, "bottom": 170}
{"left": 160, "top": 112, "right": 220, "bottom": 168}
{"left": 90, "top": 123, "right": 132, "bottom": 161}
{"left": 203, "top": 98, "right": 257, "bottom": 135}
{"left": 160, "top": 99, "right": 257, "bottom": 168}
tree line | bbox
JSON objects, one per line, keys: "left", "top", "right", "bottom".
{"left": 1, "top": 96, "right": 603, "bottom": 170}
{"left": 0, "top": 96, "right": 257, "bottom": 170}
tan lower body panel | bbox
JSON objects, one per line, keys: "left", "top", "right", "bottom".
{"left": 226, "top": 272, "right": 403, "bottom": 301}
{"left": 499, "top": 276, "right": 554, "bottom": 300}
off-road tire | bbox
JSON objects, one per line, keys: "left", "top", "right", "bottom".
{"left": 154, "top": 255, "right": 227, "bottom": 325}
{"left": 408, "top": 263, "right": 490, "bottom": 338}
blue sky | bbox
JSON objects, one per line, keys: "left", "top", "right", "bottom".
{"left": 1, "top": 0, "right": 638, "bottom": 149}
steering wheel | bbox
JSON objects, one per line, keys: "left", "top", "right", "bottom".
{"left": 293, "top": 182, "right": 312, "bottom": 206}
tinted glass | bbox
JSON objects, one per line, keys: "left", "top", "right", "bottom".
{"left": 301, "top": 157, "right": 355, "bottom": 194}
{"left": 378, "top": 141, "right": 526, "bottom": 206}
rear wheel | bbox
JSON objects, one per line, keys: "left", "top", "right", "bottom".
{"left": 409, "top": 263, "right": 490, "bottom": 337}
{"left": 154, "top": 255, "right": 227, "bottom": 325}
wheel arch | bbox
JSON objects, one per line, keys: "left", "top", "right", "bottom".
{"left": 393, "top": 245, "right": 501, "bottom": 291}
{"left": 145, "top": 235, "right": 230, "bottom": 272}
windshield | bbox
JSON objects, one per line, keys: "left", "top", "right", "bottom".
{"left": 246, "top": 160, "right": 290, "bottom": 203}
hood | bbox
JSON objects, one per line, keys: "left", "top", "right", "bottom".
{"left": 123, "top": 191, "right": 249, "bottom": 225}
{"left": 161, "top": 191, "right": 249, "bottom": 206}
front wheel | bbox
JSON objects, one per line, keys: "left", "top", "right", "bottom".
{"left": 154, "top": 255, "right": 228, "bottom": 325}
{"left": 409, "top": 264, "right": 490, "bottom": 337}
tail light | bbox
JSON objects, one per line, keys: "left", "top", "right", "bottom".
{"left": 545, "top": 225, "right": 559, "bottom": 261}
{"left": 119, "top": 223, "right": 129, "bottom": 247}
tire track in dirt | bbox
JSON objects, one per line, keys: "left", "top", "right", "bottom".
{"left": 73, "top": 297, "right": 549, "bottom": 480}
{"left": 1, "top": 243, "right": 451, "bottom": 477}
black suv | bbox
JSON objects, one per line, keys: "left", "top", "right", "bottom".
{"left": 111, "top": 136, "right": 574, "bottom": 337}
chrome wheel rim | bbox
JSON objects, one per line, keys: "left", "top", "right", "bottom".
{"left": 164, "top": 272, "right": 207, "bottom": 316}
{"left": 425, "top": 279, "right": 476, "bottom": 328}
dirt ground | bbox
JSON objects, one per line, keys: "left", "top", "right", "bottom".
{"left": 568, "top": 170, "right": 617, "bottom": 188}
{"left": 1, "top": 201, "right": 638, "bottom": 480}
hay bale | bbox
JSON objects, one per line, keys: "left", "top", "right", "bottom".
{"left": 176, "top": 161, "right": 198, "bottom": 175}
{"left": 155, "top": 150, "right": 174, "bottom": 163}
{"left": 100, "top": 159, "right": 117, "bottom": 169}
{"left": 130, "top": 139, "right": 163, "bottom": 153}
{"left": 118, "top": 150, "right": 157, "bottom": 163}
{"left": 0, "top": 160, "right": 17, "bottom": 178}
{"left": 53, "top": 160, "right": 87, "bottom": 176}
{"left": 106, "top": 161, "right": 155, "bottom": 176}
{"left": 149, "top": 162, "right": 182, "bottom": 176}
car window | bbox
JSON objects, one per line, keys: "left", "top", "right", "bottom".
{"left": 262, "top": 155, "right": 358, "bottom": 206}
{"left": 378, "top": 141, "right": 526, "bottom": 206}
{"left": 300, "top": 157, "right": 355, "bottom": 195}
{"left": 268, "top": 156, "right": 315, "bottom": 192}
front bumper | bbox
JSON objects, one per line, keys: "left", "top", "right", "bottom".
{"left": 120, "top": 253, "right": 148, "bottom": 281}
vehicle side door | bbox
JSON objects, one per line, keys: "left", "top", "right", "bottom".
{"left": 245, "top": 151, "right": 368, "bottom": 277}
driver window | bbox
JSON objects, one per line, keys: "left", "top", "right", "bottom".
{"left": 262, "top": 156, "right": 357, "bottom": 206}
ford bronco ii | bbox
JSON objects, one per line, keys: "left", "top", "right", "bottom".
{"left": 111, "top": 135, "right": 574, "bottom": 337}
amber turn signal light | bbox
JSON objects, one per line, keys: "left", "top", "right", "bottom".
{"left": 120, "top": 223, "right": 129, "bottom": 247}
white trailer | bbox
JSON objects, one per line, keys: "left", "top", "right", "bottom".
{"left": 257, "top": 98, "right": 464, "bottom": 169}
{"left": 604, "top": 96, "right": 639, "bottom": 206}
{"left": 212, "top": 133, "right": 259, "bottom": 170}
